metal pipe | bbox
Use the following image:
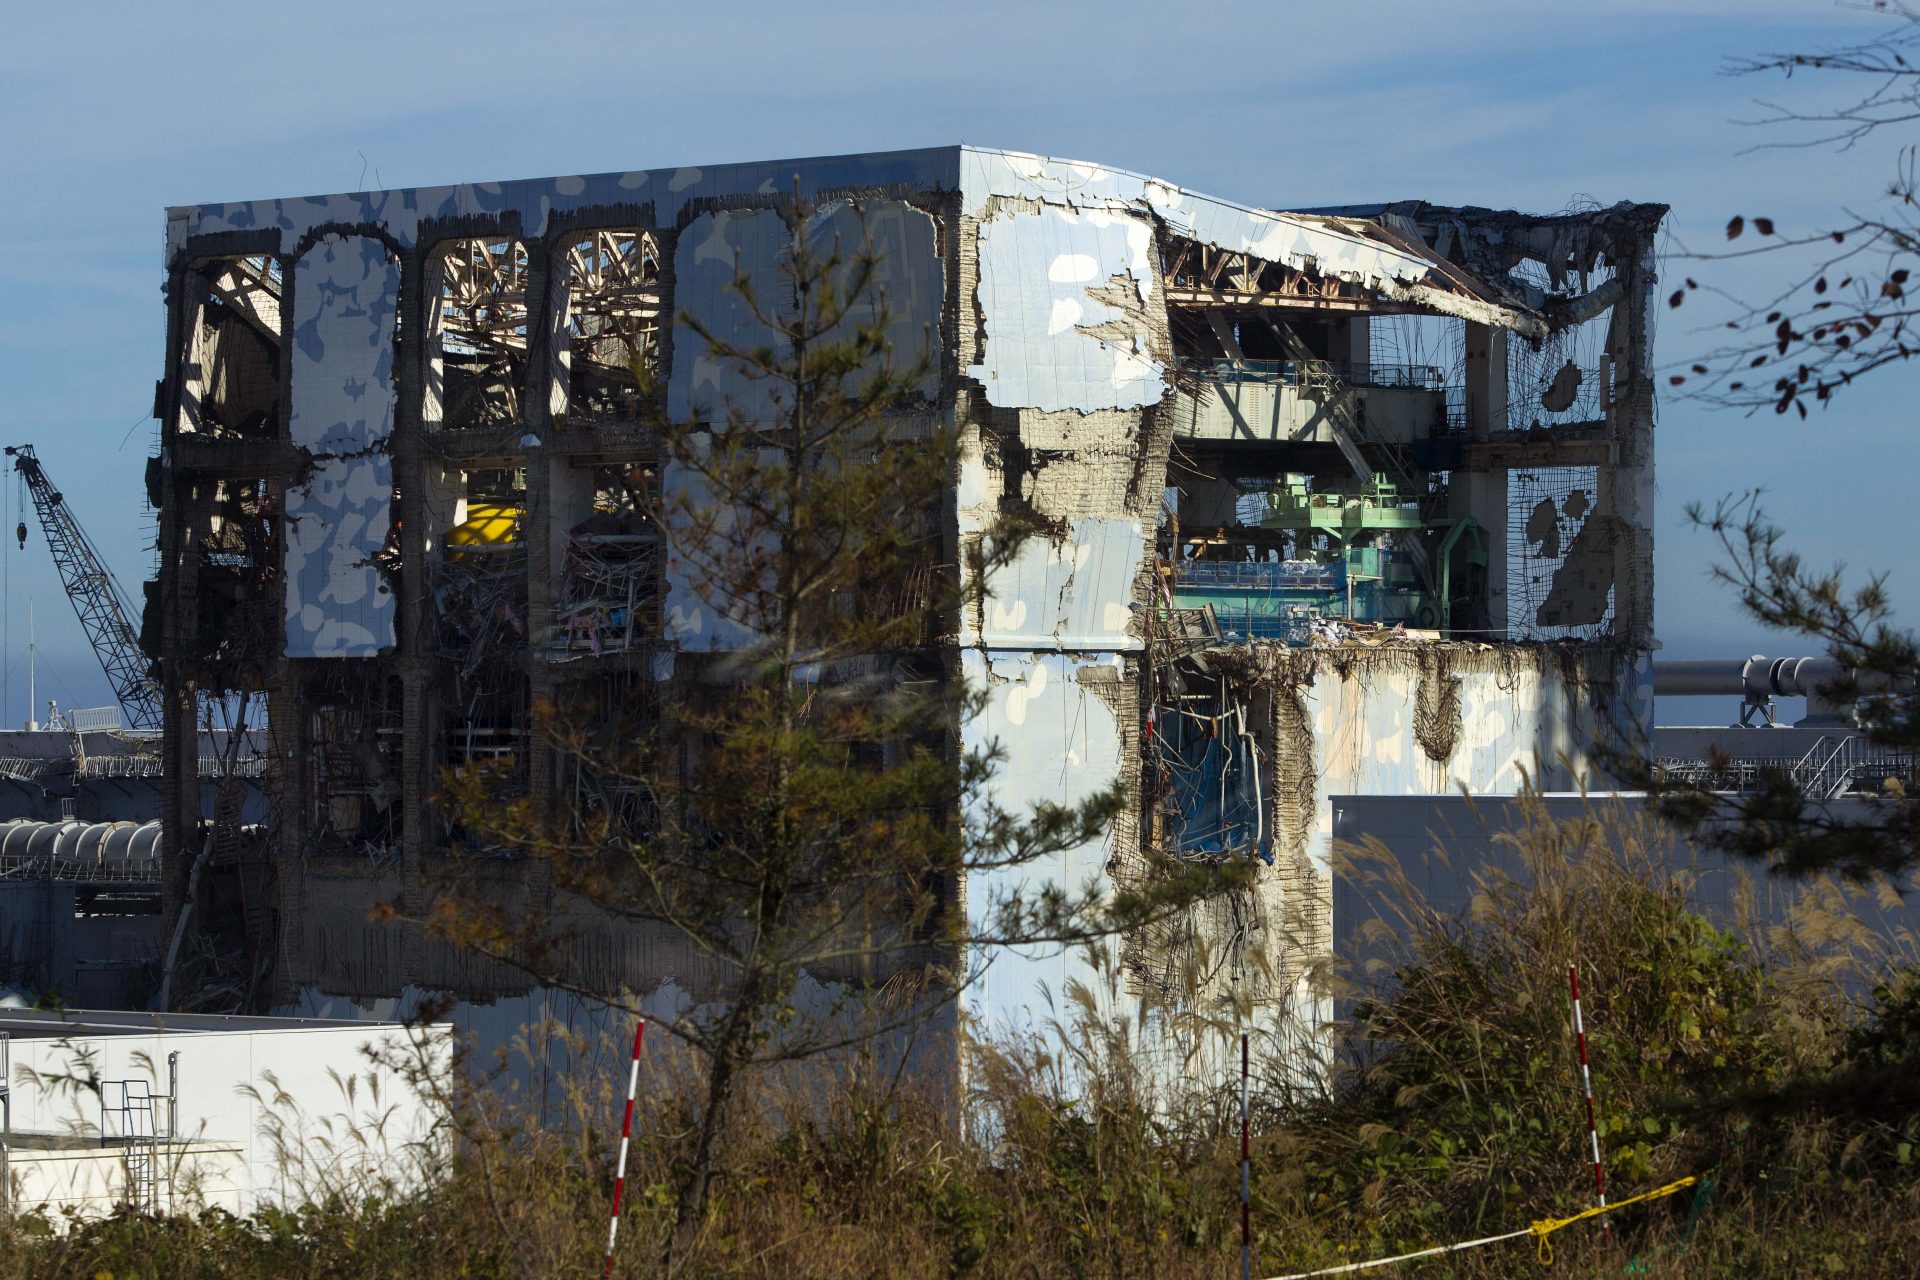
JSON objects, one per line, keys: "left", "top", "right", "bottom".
{"left": 166, "top": 1051, "right": 178, "bottom": 1142}
{"left": 1653, "top": 655, "right": 1859, "bottom": 699}
{"left": 1652, "top": 657, "right": 1761, "bottom": 698}
{"left": 0, "top": 819, "right": 162, "bottom": 874}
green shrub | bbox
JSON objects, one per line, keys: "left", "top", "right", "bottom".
{"left": 6, "top": 798, "right": 1919, "bottom": 1278}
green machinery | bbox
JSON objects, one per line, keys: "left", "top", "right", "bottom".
{"left": 1261, "top": 471, "right": 1424, "bottom": 547}
{"left": 1168, "top": 474, "right": 1485, "bottom": 641}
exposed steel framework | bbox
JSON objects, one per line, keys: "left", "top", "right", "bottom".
{"left": 7, "top": 444, "right": 161, "bottom": 730}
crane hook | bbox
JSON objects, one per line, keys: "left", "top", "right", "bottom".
{"left": 14, "top": 521, "right": 23, "bottom": 550}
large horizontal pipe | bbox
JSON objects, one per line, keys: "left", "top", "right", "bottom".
{"left": 1654, "top": 655, "right": 1869, "bottom": 699}
{"left": 0, "top": 818, "right": 160, "bottom": 869}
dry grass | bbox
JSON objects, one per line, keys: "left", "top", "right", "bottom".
{"left": 5, "top": 795, "right": 1919, "bottom": 1278}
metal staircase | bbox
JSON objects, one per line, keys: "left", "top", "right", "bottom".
{"left": 1656, "top": 733, "right": 1911, "bottom": 801}
{"left": 1792, "top": 734, "right": 1868, "bottom": 801}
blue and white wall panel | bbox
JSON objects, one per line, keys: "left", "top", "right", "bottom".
{"left": 284, "top": 234, "right": 400, "bottom": 658}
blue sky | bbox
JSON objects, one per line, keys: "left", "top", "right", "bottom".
{"left": 0, "top": 0, "right": 1907, "bottom": 722}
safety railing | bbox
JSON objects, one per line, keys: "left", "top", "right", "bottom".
{"left": 1174, "top": 560, "right": 1345, "bottom": 591}
{"left": 1654, "top": 738, "right": 1918, "bottom": 799}
{"left": 1175, "top": 357, "right": 1451, "bottom": 392}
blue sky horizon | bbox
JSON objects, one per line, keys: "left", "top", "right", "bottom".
{"left": 0, "top": 0, "right": 1907, "bottom": 724}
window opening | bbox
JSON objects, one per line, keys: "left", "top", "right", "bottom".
{"left": 432, "top": 237, "right": 530, "bottom": 431}
{"left": 179, "top": 256, "right": 283, "bottom": 440}
{"left": 558, "top": 229, "right": 664, "bottom": 426}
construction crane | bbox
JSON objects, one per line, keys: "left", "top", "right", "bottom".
{"left": 6, "top": 444, "right": 162, "bottom": 730}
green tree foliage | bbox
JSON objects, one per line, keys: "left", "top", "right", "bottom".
{"left": 1668, "top": 4, "right": 1920, "bottom": 415}
{"left": 1632, "top": 9, "right": 1920, "bottom": 882}
{"left": 429, "top": 197, "right": 1237, "bottom": 1260}
{"left": 11, "top": 803, "right": 1920, "bottom": 1277}
{"left": 1619, "top": 494, "right": 1920, "bottom": 880}
{"left": 1306, "top": 809, "right": 1784, "bottom": 1255}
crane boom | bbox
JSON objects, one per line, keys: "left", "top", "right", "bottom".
{"left": 6, "top": 444, "right": 162, "bottom": 730}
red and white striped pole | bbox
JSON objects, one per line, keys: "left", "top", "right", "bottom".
{"left": 1240, "top": 1031, "right": 1251, "bottom": 1280}
{"left": 1568, "top": 965, "right": 1607, "bottom": 1228}
{"left": 603, "top": 1018, "right": 647, "bottom": 1277}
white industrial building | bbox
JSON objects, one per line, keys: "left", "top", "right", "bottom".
{"left": 0, "top": 1008, "right": 448, "bottom": 1222}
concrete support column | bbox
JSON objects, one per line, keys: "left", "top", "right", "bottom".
{"left": 154, "top": 264, "right": 193, "bottom": 979}
{"left": 1342, "top": 315, "right": 1370, "bottom": 383}
{"left": 547, "top": 460, "right": 596, "bottom": 584}
{"left": 1462, "top": 322, "right": 1508, "bottom": 440}
{"left": 1606, "top": 245, "right": 1658, "bottom": 649}
{"left": 1459, "top": 322, "right": 1511, "bottom": 638}
{"left": 158, "top": 674, "right": 199, "bottom": 982}
{"left": 266, "top": 664, "right": 303, "bottom": 1001}
{"left": 1450, "top": 469, "right": 1509, "bottom": 637}
{"left": 522, "top": 245, "right": 560, "bottom": 815}
{"left": 395, "top": 250, "right": 431, "bottom": 975}
{"left": 397, "top": 666, "right": 429, "bottom": 972}
{"left": 156, "top": 493, "right": 202, "bottom": 993}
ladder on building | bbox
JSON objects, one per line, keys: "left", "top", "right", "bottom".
{"left": 100, "top": 1078, "right": 165, "bottom": 1213}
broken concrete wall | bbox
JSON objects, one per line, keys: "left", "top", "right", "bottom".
{"left": 957, "top": 149, "right": 1533, "bottom": 332}
{"left": 284, "top": 234, "right": 399, "bottom": 657}
{"left": 968, "top": 205, "right": 1165, "bottom": 413}
{"left": 1150, "top": 642, "right": 1637, "bottom": 1022}
{"left": 946, "top": 149, "right": 1549, "bottom": 1038}
{"left": 954, "top": 400, "right": 1161, "bottom": 654}
{"left": 160, "top": 155, "right": 980, "bottom": 1026}
{"left": 950, "top": 156, "right": 1180, "bottom": 1039}
{"left": 959, "top": 649, "right": 1135, "bottom": 1028}
{"left": 156, "top": 149, "right": 1667, "bottom": 1085}
{"left": 1402, "top": 201, "right": 1665, "bottom": 647}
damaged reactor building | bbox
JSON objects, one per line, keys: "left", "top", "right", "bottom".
{"left": 145, "top": 145, "right": 1664, "bottom": 1039}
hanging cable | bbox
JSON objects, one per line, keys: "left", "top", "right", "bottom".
{"left": 1238, "top": 704, "right": 1266, "bottom": 863}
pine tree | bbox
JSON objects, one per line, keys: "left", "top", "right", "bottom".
{"left": 433, "top": 195, "right": 1236, "bottom": 1259}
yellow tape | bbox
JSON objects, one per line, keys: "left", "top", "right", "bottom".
{"left": 1527, "top": 1173, "right": 1701, "bottom": 1265}
{"left": 1265, "top": 1172, "right": 1706, "bottom": 1279}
